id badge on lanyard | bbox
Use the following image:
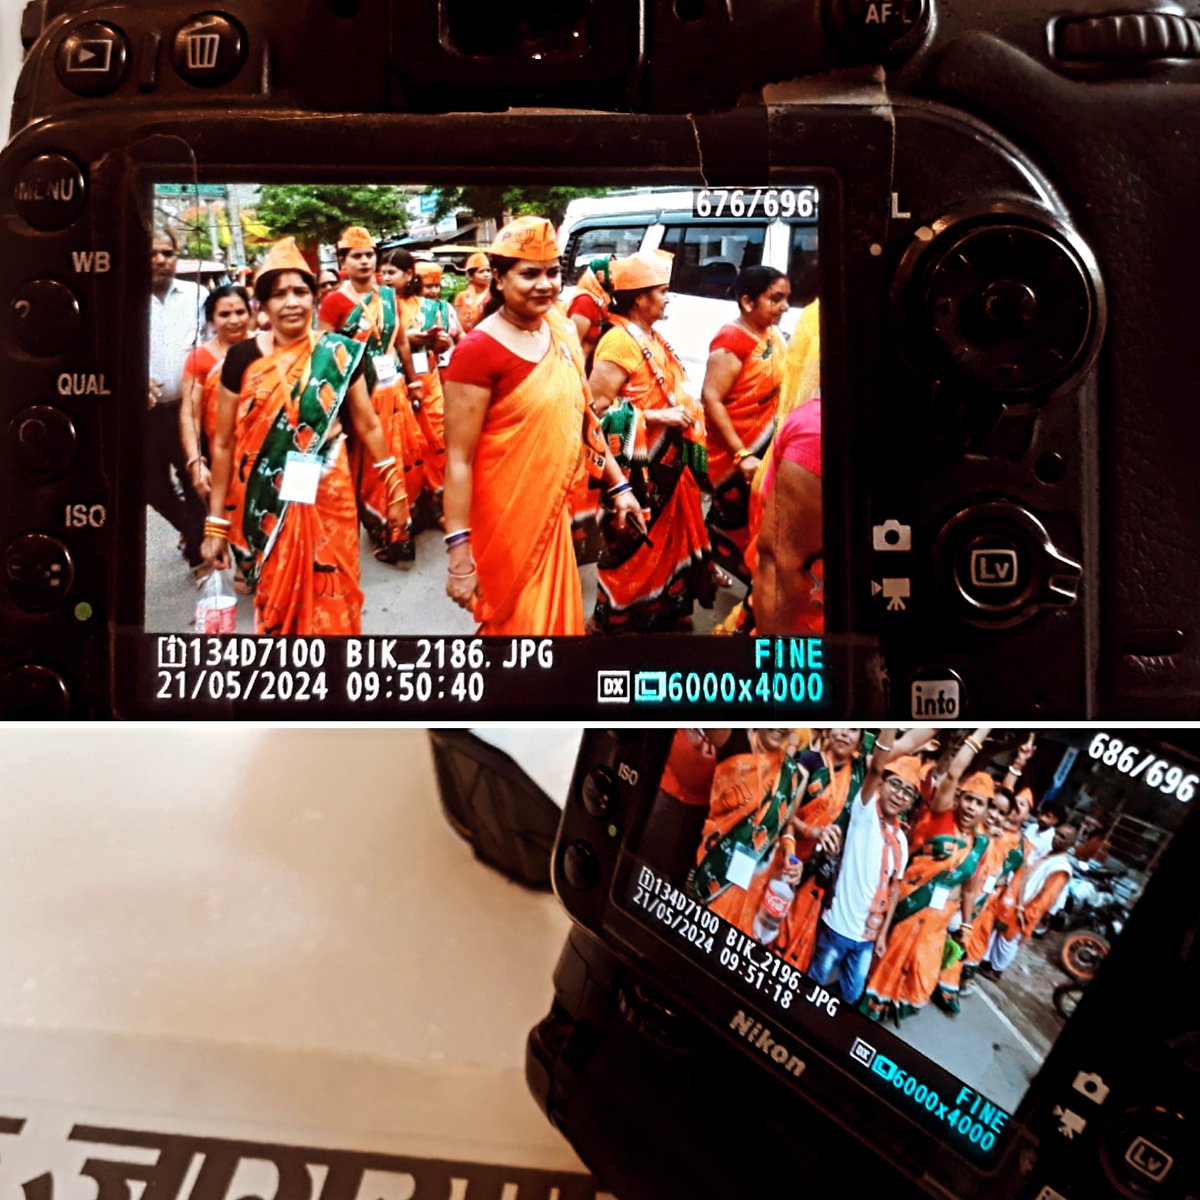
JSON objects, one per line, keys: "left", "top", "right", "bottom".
{"left": 726, "top": 844, "right": 758, "bottom": 890}
{"left": 411, "top": 349, "right": 431, "bottom": 375}
{"left": 274, "top": 337, "right": 322, "bottom": 505}
{"left": 373, "top": 353, "right": 398, "bottom": 385}
{"left": 280, "top": 452, "right": 322, "bottom": 504}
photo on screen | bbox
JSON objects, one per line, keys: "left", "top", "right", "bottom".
{"left": 145, "top": 181, "right": 822, "bottom": 642}
{"left": 621, "top": 728, "right": 1194, "bottom": 1153}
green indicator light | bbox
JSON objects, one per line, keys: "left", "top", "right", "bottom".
{"left": 74, "top": 602, "right": 93, "bottom": 622}
{"left": 608, "top": 824, "right": 618, "bottom": 838}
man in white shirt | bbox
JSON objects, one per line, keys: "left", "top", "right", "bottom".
{"left": 1022, "top": 801, "right": 1067, "bottom": 869}
{"left": 148, "top": 227, "right": 207, "bottom": 571}
{"left": 806, "top": 750, "right": 921, "bottom": 1004}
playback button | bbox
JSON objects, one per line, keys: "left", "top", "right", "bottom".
{"left": 56, "top": 22, "right": 130, "bottom": 96}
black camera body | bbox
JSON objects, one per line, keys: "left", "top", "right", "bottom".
{"left": 2, "top": 1, "right": 1197, "bottom": 718}
{"left": 533, "top": 729, "right": 1200, "bottom": 1200}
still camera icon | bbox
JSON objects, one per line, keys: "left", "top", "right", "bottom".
{"left": 1071, "top": 1070, "right": 1110, "bottom": 1104}
{"left": 872, "top": 518, "right": 912, "bottom": 552}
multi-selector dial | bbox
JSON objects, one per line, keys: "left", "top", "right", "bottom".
{"left": 895, "top": 205, "right": 1105, "bottom": 399}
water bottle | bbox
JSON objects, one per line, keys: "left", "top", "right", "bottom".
{"left": 195, "top": 569, "right": 237, "bottom": 634}
{"left": 752, "top": 856, "right": 799, "bottom": 945}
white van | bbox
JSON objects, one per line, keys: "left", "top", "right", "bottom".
{"left": 558, "top": 188, "right": 819, "bottom": 387}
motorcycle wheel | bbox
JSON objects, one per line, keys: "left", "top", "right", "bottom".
{"left": 1053, "top": 981, "right": 1085, "bottom": 1019}
{"left": 1061, "top": 931, "right": 1110, "bottom": 982}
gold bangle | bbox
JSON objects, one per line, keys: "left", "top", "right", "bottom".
{"left": 964, "top": 737, "right": 983, "bottom": 754}
{"left": 733, "top": 448, "right": 752, "bottom": 463}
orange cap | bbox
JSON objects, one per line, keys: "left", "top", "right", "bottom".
{"left": 414, "top": 260, "right": 444, "bottom": 282}
{"left": 254, "top": 237, "right": 312, "bottom": 283}
{"left": 489, "top": 215, "right": 559, "bottom": 262}
{"left": 466, "top": 251, "right": 489, "bottom": 271}
{"left": 882, "top": 755, "right": 924, "bottom": 789}
{"left": 610, "top": 248, "right": 673, "bottom": 291}
{"left": 960, "top": 770, "right": 996, "bottom": 800}
{"left": 337, "top": 226, "right": 375, "bottom": 251}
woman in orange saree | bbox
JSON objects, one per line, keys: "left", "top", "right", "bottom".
{"left": 862, "top": 784, "right": 989, "bottom": 1024}
{"left": 690, "top": 729, "right": 808, "bottom": 933}
{"left": 589, "top": 249, "right": 719, "bottom": 632}
{"left": 179, "top": 284, "right": 252, "bottom": 505}
{"left": 202, "top": 238, "right": 407, "bottom": 636}
{"left": 701, "top": 266, "right": 790, "bottom": 583}
{"left": 441, "top": 217, "right": 641, "bottom": 636}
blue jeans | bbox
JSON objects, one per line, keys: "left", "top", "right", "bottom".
{"left": 809, "top": 923, "right": 875, "bottom": 1003}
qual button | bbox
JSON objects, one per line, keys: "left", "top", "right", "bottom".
{"left": 10, "top": 280, "right": 82, "bottom": 357}
{"left": 56, "top": 21, "right": 130, "bottom": 96}
{"left": 13, "top": 155, "right": 87, "bottom": 231}
{"left": 10, "top": 407, "right": 78, "bottom": 478}
{"left": 173, "top": 13, "right": 248, "bottom": 87}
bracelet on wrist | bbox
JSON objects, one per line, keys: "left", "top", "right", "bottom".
{"left": 733, "top": 448, "right": 752, "bottom": 464}
{"left": 373, "top": 455, "right": 398, "bottom": 470}
{"left": 607, "top": 480, "right": 633, "bottom": 499}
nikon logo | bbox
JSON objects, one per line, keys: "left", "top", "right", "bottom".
{"left": 729, "top": 1010, "right": 806, "bottom": 1077}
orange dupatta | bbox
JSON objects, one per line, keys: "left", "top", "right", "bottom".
{"left": 470, "top": 309, "right": 591, "bottom": 635}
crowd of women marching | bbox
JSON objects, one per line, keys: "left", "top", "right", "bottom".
{"left": 153, "top": 213, "right": 823, "bottom": 638}
{"left": 645, "top": 728, "right": 1076, "bottom": 1027}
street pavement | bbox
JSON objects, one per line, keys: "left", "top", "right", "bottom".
{"left": 889, "top": 924, "right": 1076, "bottom": 1114}
{"left": 145, "top": 508, "right": 743, "bottom": 635}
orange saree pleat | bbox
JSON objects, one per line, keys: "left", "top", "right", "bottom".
{"left": 348, "top": 378, "right": 413, "bottom": 537}
{"left": 255, "top": 442, "right": 363, "bottom": 635}
{"left": 471, "top": 311, "right": 588, "bottom": 636}
{"left": 866, "top": 842, "right": 973, "bottom": 1011}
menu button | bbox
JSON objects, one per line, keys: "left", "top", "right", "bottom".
{"left": 13, "top": 155, "right": 87, "bottom": 231}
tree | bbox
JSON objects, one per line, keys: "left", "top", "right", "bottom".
{"left": 255, "top": 185, "right": 411, "bottom": 245}
{"left": 432, "top": 186, "right": 612, "bottom": 229}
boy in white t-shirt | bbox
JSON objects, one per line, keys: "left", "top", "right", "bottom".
{"left": 806, "top": 750, "right": 926, "bottom": 1004}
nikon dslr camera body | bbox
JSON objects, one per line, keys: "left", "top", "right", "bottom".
{"left": 533, "top": 728, "right": 1200, "bottom": 1200}
{"left": 1, "top": 0, "right": 1197, "bottom": 719}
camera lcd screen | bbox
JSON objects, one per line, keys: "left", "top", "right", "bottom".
{"left": 615, "top": 728, "right": 1197, "bottom": 1163}
{"left": 138, "top": 180, "right": 823, "bottom": 715}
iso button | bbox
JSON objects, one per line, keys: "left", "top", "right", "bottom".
{"left": 56, "top": 22, "right": 130, "bottom": 96}
{"left": 4, "top": 534, "right": 75, "bottom": 611}
{"left": 13, "top": 155, "right": 87, "bottom": 231}
{"left": 173, "top": 14, "right": 248, "bottom": 87}
{"left": 10, "top": 280, "right": 82, "bottom": 357}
